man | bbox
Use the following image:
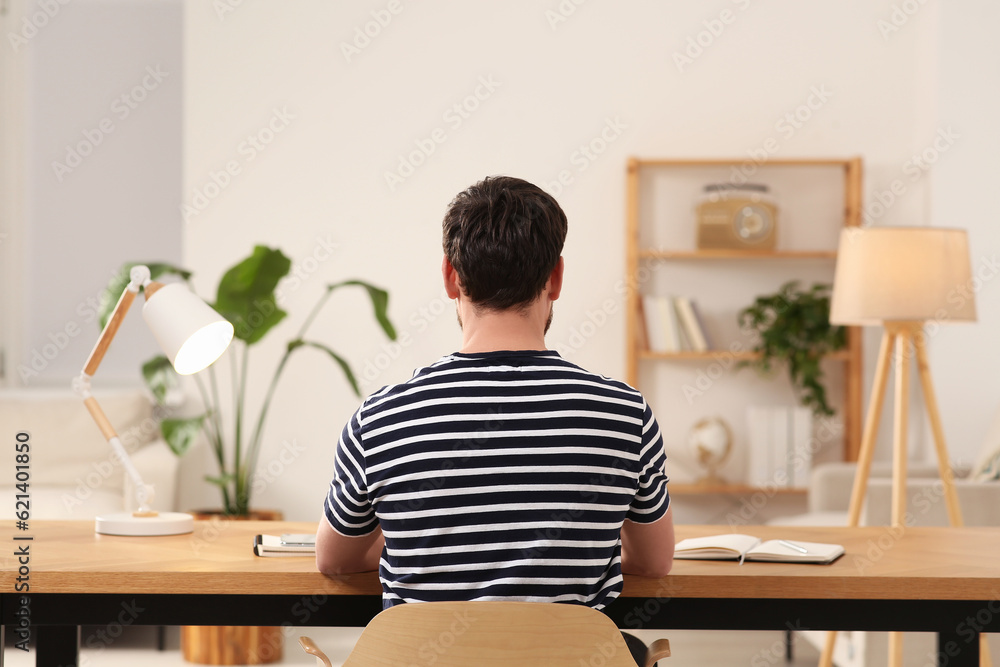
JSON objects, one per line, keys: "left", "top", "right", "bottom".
{"left": 317, "top": 176, "right": 673, "bottom": 612}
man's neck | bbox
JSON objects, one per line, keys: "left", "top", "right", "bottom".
{"left": 457, "top": 303, "right": 550, "bottom": 354}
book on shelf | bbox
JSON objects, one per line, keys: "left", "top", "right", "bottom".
{"left": 658, "top": 296, "right": 682, "bottom": 352}
{"left": 635, "top": 295, "right": 650, "bottom": 351}
{"left": 638, "top": 295, "right": 713, "bottom": 353}
{"left": 254, "top": 533, "right": 316, "bottom": 557}
{"left": 674, "top": 296, "right": 709, "bottom": 352}
{"left": 674, "top": 533, "right": 844, "bottom": 564}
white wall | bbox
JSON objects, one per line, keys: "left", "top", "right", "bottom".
{"left": 183, "top": 0, "right": 1000, "bottom": 520}
{"left": 931, "top": 1, "right": 1000, "bottom": 469}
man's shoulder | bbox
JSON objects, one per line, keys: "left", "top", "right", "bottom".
{"left": 360, "top": 353, "right": 464, "bottom": 404}
{"left": 553, "top": 356, "right": 646, "bottom": 400}
{"left": 363, "top": 351, "right": 646, "bottom": 406}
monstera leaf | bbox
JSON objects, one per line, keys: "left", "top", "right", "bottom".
{"left": 213, "top": 246, "right": 291, "bottom": 345}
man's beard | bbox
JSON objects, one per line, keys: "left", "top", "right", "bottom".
{"left": 454, "top": 305, "right": 554, "bottom": 334}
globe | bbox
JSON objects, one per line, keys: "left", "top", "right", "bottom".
{"left": 687, "top": 417, "right": 733, "bottom": 485}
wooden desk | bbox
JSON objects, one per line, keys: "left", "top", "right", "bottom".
{"left": 2, "top": 521, "right": 998, "bottom": 666}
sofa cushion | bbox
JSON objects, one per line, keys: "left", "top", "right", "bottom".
{"left": 0, "top": 485, "right": 123, "bottom": 520}
{"left": 971, "top": 404, "right": 1000, "bottom": 481}
{"left": 0, "top": 387, "right": 156, "bottom": 493}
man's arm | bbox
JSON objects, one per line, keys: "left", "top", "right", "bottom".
{"left": 315, "top": 516, "right": 384, "bottom": 576}
{"left": 620, "top": 506, "right": 674, "bottom": 578}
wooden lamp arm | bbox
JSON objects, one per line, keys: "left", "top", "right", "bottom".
{"left": 75, "top": 265, "right": 159, "bottom": 516}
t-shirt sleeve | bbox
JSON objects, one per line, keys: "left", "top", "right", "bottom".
{"left": 324, "top": 406, "right": 379, "bottom": 536}
{"left": 626, "top": 400, "right": 671, "bottom": 523}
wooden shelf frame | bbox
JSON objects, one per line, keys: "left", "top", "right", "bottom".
{"left": 624, "top": 157, "right": 865, "bottom": 469}
{"left": 639, "top": 349, "right": 853, "bottom": 362}
{"left": 639, "top": 249, "right": 838, "bottom": 260}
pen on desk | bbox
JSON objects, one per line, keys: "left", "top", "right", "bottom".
{"left": 778, "top": 539, "right": 809, "bottom": 554}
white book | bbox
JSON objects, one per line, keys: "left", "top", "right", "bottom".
{"left": 771, "top": 407, "right": 790, "bottom": 489}
{"left": 674, "top": 533, "right": 844, "bottom": 564}
{"left": 657, "top": 296, "right": 681, "bottom": 352}
{"left": 674, "top": 296, "right": 708, "bottom": 352}
{"left": 790, "top": 407, "right": 813, "bottom": 488}
{"left": 642, "top": 295, "right": 668, "bottom": 353}
{"left": 746, "top": 406, "right": 773, "bottom": 487}
{"left": 254, "top": 533, "right": 316, "bottom": 558}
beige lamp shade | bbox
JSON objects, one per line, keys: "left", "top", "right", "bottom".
{"left": 830, "top": 227, "right": 977, "bottom": 325}
{"left": 142, "top": 283, "right": 234, "bottom": 375}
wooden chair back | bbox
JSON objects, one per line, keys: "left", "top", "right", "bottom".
{"left": 302, "top": 601, "right": 670, "bottom": 666}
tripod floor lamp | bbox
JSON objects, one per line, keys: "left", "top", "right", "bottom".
{"left": 74, "top": 265, "right": 234, "bottom": 536}
{"left": 819, "top": 227, "right": 980, "bottom": 667}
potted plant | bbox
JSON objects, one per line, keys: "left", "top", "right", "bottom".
{"left": 737, "top": 280, "right": 846, "bottom": 417}
{"left": 99, "top": 245, "right": 397, "bottom": 517}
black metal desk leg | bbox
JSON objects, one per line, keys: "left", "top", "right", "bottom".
{"left": 36, "top": 626, "right": 79, "bottom": 667}
{"left": 936, "top": 630, "right": 979, "bottom": 667}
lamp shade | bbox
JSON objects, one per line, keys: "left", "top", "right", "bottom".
{"left": 142, "top": 283, "right": 234, "bottom": 374}
{"left": 829, "top": 227, "right": 976, "bottom": 325}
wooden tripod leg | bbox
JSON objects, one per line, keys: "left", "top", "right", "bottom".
{"left": 888, "top": 632, "right": 904, "bottom": 667}
{"left": 912, "top": 331, "right": 964, "bottom": 527}
{"left": 848, "top": 330, "right": 896, "bottom": 527}
{"left": 886, "top": 328, "right": 912, "bottom": 667}
{"left": 819, "top": 331, "right": 896, "bottom": 667}
{"left": 891, "top": 328, "right": 911, "bottom": 530}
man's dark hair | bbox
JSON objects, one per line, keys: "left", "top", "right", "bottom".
{"left": 442, "top": 176, "right": 567, "bottom": 311}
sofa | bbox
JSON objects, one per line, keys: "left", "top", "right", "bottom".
{"left": 0, "top": 387, "right": 180, "bottom": 521}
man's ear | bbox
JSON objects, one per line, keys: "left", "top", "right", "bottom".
{"left": 442, "top": 256, "right": 462, "bottom": 299}
{"left": 546, "top": 257, "right": 564, "bottom": 301}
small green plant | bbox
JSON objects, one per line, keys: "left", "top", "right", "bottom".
{"left": 99, "top": 245, "right": 396, "bottom": 516}
{"left": 737, "top": 280, "right": 846, "bottom": 417}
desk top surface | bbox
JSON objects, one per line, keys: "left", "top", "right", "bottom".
{"left": 3, "top": 521, "right": 998, "bottom": 600}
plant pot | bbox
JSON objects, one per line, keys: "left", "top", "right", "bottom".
{"left": 182, "top": 509, "right": 284, "bottom": 665}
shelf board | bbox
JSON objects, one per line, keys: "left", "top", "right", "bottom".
{"left": 639, "top": 249, "right": 838, "bottom": 260}
{"left": 639, "top": 349, "right": 851, "bottom": 361}
{"left": 631, "top": 157, "right": 852, "bottom": 168}
{"left": 669, "top": 483, "right": 808, "bottom": 496}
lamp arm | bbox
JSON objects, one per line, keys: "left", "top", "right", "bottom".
{"left": 82, "top": 265, "right": 150, "bottom": 376}
{"left": 74, "top": 265, "right": 157, "bottom": 516}
{"left": 81, "top": 394, "right": 155, "bottom": 514}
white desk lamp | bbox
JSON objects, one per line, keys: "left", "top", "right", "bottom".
{"left": 74, "top": 265, "right": 233, "bottom": 536}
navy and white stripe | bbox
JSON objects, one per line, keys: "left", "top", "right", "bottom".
{"left": 324, "top": 350, "right": 669, "bottom": 609}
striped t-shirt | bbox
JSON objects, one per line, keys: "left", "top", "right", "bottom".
{"left": 324, "top": 349, "right": 670, "bottom": 609}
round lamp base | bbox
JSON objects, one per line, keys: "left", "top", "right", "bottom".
{"left": 95, "top": 511, "right": 194, "bottom": 536}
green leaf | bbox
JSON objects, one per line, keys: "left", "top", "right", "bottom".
{"left": 97, "top": 262, "right": 193, "bottom": 329}
{"left": 143, "top": 357, "right": 176, "bottom": 403}
{"left": 213, "top": 246, "right": 291, "bottom": 345}
{"left": 161, "top": 415, "right": 207, "bottom": 457}
{"left": 326, "top": 280, "right": 398, "bottom": 340}
{"left": 288, "top": 339, "right": 361, "bottom": 397}
{"left": 141, "top": 355, "right": 177, "bottom": 405}
{"left": 737, "top": 281, "right": 846, "bottom": 417}
{"left": 205, "top": 473, "right": 236, "bottom": 488}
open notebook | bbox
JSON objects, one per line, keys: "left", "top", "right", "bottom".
{"left": 674, "top": 533, "right": 844, "bottom": 564}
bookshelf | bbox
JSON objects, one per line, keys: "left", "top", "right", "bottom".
{"left": 624, "top": 157, "right": 864, "bottom": 492}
